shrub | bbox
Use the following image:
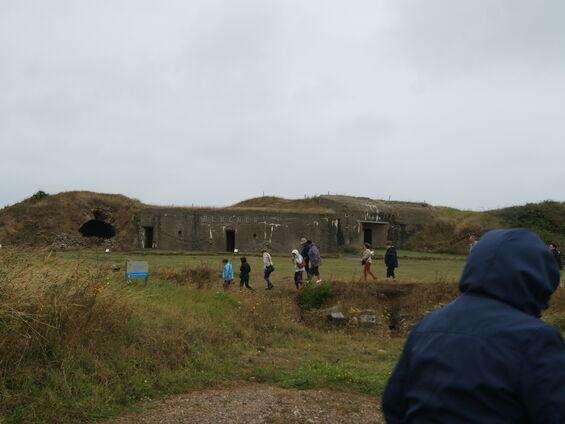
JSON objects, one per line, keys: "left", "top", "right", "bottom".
{"left": 299, "top": 282, "right": 333, "bottom": 310}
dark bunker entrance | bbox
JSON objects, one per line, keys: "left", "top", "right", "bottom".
{"left": 361, "top": 221, "right": 388, "bottom": 247}
{"left": 225, "top": 229, "right": 236, "bottom": 252}
{"left": 143, "top": 227, "right": 154, "bottom": 248}
{"left": 79, "top": 220, "right": 116, "bottom": 239}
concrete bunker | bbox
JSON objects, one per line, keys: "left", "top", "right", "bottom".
{"left": 133, "top": 196, "right": 434, "bottom": 252}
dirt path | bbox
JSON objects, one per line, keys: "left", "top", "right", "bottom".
{"left": 102, "top": 384, "right": 384, "bottom": 424}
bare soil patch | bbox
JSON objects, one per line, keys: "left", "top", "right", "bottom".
{"left": 102, "top": 384, "right": 383, "bottom": 424}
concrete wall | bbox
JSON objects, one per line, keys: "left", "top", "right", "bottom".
{"left": 136, "top": 208, "right": 338, "bottom": 253}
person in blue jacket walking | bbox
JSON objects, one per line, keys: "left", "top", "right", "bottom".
{"left": 382, "top": 228, "right": 565, "bottom": 423}
{"left": 221, "top": 258, "right": 233, "bottom": 290}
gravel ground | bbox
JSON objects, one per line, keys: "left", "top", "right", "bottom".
{"left": 102, "top": 384, "right": 384, "bottom": 424}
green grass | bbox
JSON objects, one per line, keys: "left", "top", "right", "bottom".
{"left": 53, "top": 248, "right": 467, "bottom": 283}
{"left": 10, "top": 248, "right": 562, "bottom": 423}
{"left": 1, "top": 249, "right": 410, "bottom": 424}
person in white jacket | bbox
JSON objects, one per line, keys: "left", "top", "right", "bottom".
{"left": 262, "top": 248, "right": 274, "bottom": 290}
{"left": 361, "top": 242, "right": 376, "bottom": 281}
{"left": 291, "top": 249, "right": 305, "bottom": 289}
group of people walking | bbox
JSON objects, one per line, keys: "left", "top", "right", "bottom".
{"left": 221, "top": 238, "right": 324, "bottom": 290}
{"left": 221, "top": 237, "right": 403, "bottom": 290}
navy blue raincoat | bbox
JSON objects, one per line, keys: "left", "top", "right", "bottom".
{"left": 382, "top": 228, "right": 565, "bottom": 423}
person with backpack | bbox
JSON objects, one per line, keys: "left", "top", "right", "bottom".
{"left": 239, "top": 257, "right": 254, "bottom": 290}
{"left": 261, "top": 248, "right": 274, "bottom": 290}
{"left": 291, "top": 249, "right": 305, "bottom": 289}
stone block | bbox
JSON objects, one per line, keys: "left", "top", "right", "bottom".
{"left": 320, "top": 305, "right": 342, "bottom": 316}
{"left": 359, "top": 314, "right": 377, "bottom": 326}
{"left": 327, "top": 312, "right": 348, "bottom": 325}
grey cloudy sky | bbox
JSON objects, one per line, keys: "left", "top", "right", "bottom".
{"left": 1, "top": 0, "right": 564, "bottom": 210}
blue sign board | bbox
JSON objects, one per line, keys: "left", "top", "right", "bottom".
{"left": 126, "top": 261, "right": 149, "bottom": 279}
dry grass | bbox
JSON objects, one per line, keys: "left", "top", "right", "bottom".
{"left": 0, "top": 249, "right": 139, "bottom": 373}
{"left": 230, "top": 196, "right": 335, "bottom": 214}
{"left": 152, "top": 265, "right": 217, "bottom": 289}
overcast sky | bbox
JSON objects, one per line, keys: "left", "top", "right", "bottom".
{"left": 1, "top": 0, "right": 564, "bottom": 210}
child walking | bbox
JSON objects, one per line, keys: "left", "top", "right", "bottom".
{"left": 291, "top": 249, "right": 305, "bottom": 289}
{"left": 239, "top": 257, "right": 254, "bottom": 290}
{"left": 222, "top": 259, "right": 233, "bottom": 289}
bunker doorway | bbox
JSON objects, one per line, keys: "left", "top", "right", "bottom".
{"left": 79, "top": 220, "right": 116, "bottom": 238}
{"left": 143, "top": 226, "right": 154, "bottom": 248}
{"left": 360, "top": 221, "right": 389, "bottom": 248}
{"left": 225, "top": 229, "right": 236, "bottom": 252}
{"left": 363, "top": 228, "right": 372, "bottom": 245}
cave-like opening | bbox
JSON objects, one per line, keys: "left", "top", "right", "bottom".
{"left": 79, "top": 220, "right": 116, "bottom": 238}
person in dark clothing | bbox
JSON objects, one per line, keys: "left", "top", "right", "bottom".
{"left": 300, "top": 238, "right": 312, "bottom": 281}
{"left": 384, "top": 241, "right": 398, "bottom": 279}
{"left": 382, "top": 229, "right": 565, "bottom": 424}
{"left": 549, "top": 243, "right": 563, "bottom": 270}
{"left": 307, "top": 240, "right": 323, "bottom": 283}
{"left": 239, "top": 257, "right": 254, "bottom": 290}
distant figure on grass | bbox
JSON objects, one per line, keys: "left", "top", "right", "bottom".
{"left": 361, "top": 242, "right": 376, "bottom": 281}
{"left": 549, "top": 243, "right": 563, "bottom": 287}
{"left": 549, "top": 243, "right": 562, "bottom": 270}
{"left": 291, "top": 249, "right": 306, "bottom": 289}
{"left": 469, "top": 235, "right": 479, "bottom": 250}
{"left": 239, "top": 257, "right": 254, "bottom": 290}
{"left": 221, "top": 259, "right": 233, "bottom": 289}
{"left": 306, "top": 240, "right": 323, "bottom": 283}
{"left": 261, "top": 248, "right": 275, "bottom": 290}
{"left": 300, "top": 237, "right": 312, "bottom": 281}
{"left": 384, "top": 241, "right": 398, "bottom": 280}
{"left": 382, "top": 229, "right": 565, "bottom": 423}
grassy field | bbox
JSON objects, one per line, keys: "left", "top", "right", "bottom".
{"left": 54, "top": 248, "right": 468, "bottom": 284}
{"left": 1, "top": 248, "right": 563, "bottom": 424}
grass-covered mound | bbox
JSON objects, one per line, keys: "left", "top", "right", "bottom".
{"left": 406, "top": 201, "right": 565, "bottom": 253}
{"left": 0, "top": 191, "right": 143, "bottom": 248}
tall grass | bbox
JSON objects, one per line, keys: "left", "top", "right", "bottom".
{"left": 4, "top": 250, "right": 399, "bottom": 423}
{"left": 0, "top": 250, "right": 250, "bottom": 423}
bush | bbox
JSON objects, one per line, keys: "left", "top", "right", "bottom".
{"left": 299, "top": 282, "right": 333, "bottom": 310}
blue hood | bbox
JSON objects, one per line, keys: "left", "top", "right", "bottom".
{"left": 459, "top": 228, "right": 560, "bottom": 317}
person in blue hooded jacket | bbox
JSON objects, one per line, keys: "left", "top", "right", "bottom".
{"left": 221, "top": 259, "right": 233, "bottom": 290}
{"left": 382, "top": 228, "right": 565, "bottom": 424}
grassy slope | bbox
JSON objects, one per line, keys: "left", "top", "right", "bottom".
{"left": 406, "top": 201, "right": 565, "bottom": 253}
